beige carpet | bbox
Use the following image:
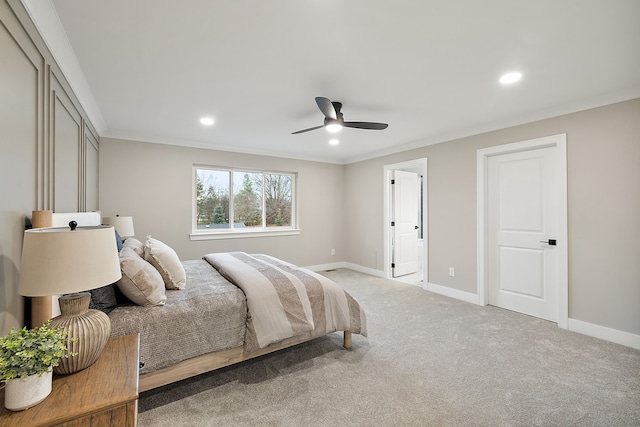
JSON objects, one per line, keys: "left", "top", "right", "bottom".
{"left": 138, "top": 269, "right": 640, "bottom": 426}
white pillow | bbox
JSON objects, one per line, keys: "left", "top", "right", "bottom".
{"left": 122, "top": 237, "right": 144, "bottom": 257}
{"left": 144, "top": 236, "right": 186, "bottom": 290}
{"left": 116, "top": 246, "right": 166, "bottom": 306}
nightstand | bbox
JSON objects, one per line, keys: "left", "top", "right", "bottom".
{"left": 0, "top": 333, "right": 140, "bottom": 426}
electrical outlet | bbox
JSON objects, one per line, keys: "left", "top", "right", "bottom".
{"left": 449, "top": 267, "right": 455, "bottom": 277}
{"left": 331, "top": 249, "right": 336, "bottom": 256}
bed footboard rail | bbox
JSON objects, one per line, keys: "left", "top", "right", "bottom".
{"left": 139, "top": 331, "right": 354, "bottom": 392}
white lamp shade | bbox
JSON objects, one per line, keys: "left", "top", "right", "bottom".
{"left": 103, "top": 216, "right": 135, "bottom": 238}
{"left": 18, "top": 225, "right": 122, "bottom": 296}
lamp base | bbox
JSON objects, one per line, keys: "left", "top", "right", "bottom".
{"left": 50, "top": 292, "right": 111, "bottom": 375}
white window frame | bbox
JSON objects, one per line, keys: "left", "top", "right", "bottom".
{"left": 190, "top": 165, "right": 300, "bottom": 240}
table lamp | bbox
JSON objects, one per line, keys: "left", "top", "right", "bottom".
{"left": 103, "top": 215, "right": 135, "bottom": 239}
{"left": 18, "top": 222, "right": 122, "bottom": 374}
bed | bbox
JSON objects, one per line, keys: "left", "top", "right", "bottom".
{"left": 36, "top": 213, "right": 367, "bottom": 392}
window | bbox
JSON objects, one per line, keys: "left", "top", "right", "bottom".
{"left": 192, "top": 166, "right": 298, "bottom": 239}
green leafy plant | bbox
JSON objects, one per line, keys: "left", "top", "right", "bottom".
{"left": 0, "top": 321, "right": 75, "bottom": 383}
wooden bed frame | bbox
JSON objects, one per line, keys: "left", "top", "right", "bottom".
{"left": 33, "top": 212, "right": 354, "bottom": 393}
{"left": 32, "top": 299, "right": 352, "bottom": 392}
{"left": 138, "top": 331, "right": 352, "bottom": 392}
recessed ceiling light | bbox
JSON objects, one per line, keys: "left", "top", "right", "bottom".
{"left": 329, "top": 139, "right": 339, "bottom": 146}
{"left": 200, "top": 117, "right": 214, "bottom": 126}
{"left": 499, "top": 72, "right": 522, "bottom": 84}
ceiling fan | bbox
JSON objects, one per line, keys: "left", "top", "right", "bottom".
{"left": 292, "top": 97, "right": 389, "bottom": 135}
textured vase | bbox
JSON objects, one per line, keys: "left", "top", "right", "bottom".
{"left": 50, "top": 293, "right": 111, "bottom": 375}
{"left": 4, "top": 370, "right": 52, "bottom": 411}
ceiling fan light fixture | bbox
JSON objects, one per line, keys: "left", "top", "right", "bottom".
{"left": 326, "top": 123, "right": 342, "bottom": 133}
{"left": 291, "top": 97, "right": 388, "bottom": 135}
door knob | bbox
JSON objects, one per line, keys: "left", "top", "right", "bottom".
{"left": 539, "top": 239, "right": 557, "bottom": 246}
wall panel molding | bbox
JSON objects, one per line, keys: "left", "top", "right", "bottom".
{"left": 1, "top": 0, "right": 100, "bottom": 331}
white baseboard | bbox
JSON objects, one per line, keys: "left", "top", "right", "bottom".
{"left": 304, "top": 261, "right": 346, "bottom": 272}
{"left": 425, "top": 282, "right": 479, "bottom": 305}
{"left": 344, "top": 263, "right": 386, "bottom": 278}
{"left": 568, "top": 318, "right": 640, "bottom": 350}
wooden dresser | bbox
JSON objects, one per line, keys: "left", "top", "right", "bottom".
{"left": 0, "top": 334, "right": 140, "bottom": 426}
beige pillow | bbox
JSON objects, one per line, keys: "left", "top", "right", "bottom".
{"left": 116, "top": 246, "right": 166, "bottom": 306}
{"left": 122, "top": 237, "right": 144, "bottom": 257}
{"left": 144, "top": 236, "right": 186, "bottom": 290}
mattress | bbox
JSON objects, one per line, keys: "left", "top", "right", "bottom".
{"left": 108, "top": 259, "right": 247, "bottom": 374}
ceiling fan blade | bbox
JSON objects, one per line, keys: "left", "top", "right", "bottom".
{"left": 343, "top": 121, "right": 389, "bottom": 130}
{"left": 291, "top": 124, "right": 325, "bottom": 135}
{"left": 315, "top": 97, "right": 337, "bottom": 120}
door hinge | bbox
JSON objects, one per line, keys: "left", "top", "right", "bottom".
{"left": 391, "top": 221, "right": 395, "bottom": 226}
{"left": 391, "top": 263, "right": 395, "bottom": 268}
{"left": 391, "top": 179, "right": 395, "bottom": 184}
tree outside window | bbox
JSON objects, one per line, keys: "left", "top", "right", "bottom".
{"left": 196, "top": 169, "right": 229, "bottom": 228}
{"left": 233, "top": 172, "right": 261, "bottom": 227}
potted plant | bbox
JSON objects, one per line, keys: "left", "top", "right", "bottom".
{"left": 0, "top": 321, "right": 75, "bottom": 411}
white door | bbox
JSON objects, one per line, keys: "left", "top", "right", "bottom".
{"left": 392, "top": 170, "right": 419, "bottom": 277}
{"left": 487, "top": 146, "right": 559, "bottom": 321}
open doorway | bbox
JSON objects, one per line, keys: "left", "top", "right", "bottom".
{"left": 383, "top": 158, "right": 428, "bottom": 285}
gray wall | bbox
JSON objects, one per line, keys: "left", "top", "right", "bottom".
{"left": 344, "top": 98, "right": 640, "bottom": 336}
{"left": 99, "top": 138, "right": 345, "bottom": 267}
{"left": 1, "top": 1, "right": 100, "bottom": 334}
{"left": 0, "top": 12, "right": 37, "bottom": 332}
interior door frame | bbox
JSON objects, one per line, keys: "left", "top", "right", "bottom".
{"left": 383, "top": 158, "right": 428, "bottom": 282}
{"left": 477, "top": 134, "right": 568, "bottom": 328}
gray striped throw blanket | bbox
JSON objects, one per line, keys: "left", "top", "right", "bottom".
{"left": 203, "top": 252, "right": 367, "bottom": 353}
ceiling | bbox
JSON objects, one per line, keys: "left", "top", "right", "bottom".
{"left": 27, "top": 0, "right": 640, "bottom": 164}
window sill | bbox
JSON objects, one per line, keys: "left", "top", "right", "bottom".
{"left": 189, "top": 229, "right": 301, "bottom": 241}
